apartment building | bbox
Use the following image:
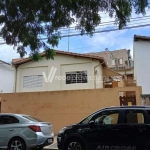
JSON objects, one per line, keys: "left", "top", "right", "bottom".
{"left": 87, "top": 49, "right": 135, "bottom": 87}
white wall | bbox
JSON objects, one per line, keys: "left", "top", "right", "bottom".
{"left": 0, "top": 62, "right": 14, "bottom": 93}
{"left": 134, "top": 41, "right": 150, "bottom": 94}
{"left": 16, "top": 54, "right": 103, "bottom": 92}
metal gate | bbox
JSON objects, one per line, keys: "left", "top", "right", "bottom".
{"left": 119, "top": 95, "right": 136, "bottom": 106}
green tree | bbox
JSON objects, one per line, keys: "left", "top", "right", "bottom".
{"left": 0, "top": 0, "right": 149, "bottom": 60}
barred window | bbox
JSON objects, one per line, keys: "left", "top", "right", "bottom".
{"left": 66, "top": 71, "right": 87, "bottom": 84}
{"left": 23, "top": 75, "right": 42, "bottom": 88}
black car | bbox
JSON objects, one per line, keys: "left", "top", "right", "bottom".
{"left": 57, "top": 106, "right": 150, "bottom": 150}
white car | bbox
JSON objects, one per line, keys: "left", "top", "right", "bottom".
{"left": 0, "top": 113, "right": 54, "bottom": 150}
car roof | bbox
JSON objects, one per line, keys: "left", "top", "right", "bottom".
{"left": 0, "top": 113, "right": 29, "bottom": 116}
{"left": 103, "top": 105, "right": 150, "bottom": 110}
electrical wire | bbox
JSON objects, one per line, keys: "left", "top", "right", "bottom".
{"left": 0, "top": 16, "right": 150, "bottom": 44}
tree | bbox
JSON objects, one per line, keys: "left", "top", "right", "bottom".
{"left": 0, "top": 0, "right": 149, "bottom": 60}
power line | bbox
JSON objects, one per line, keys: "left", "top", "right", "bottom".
{"left": 57, "top": 15, "right": 150, "bottom": 32}
{"left": 41, "top": 24, "right": 150, "bottom": 39}
{"left": 0, "top": 43, "right": 6, "bottom": 45}
{"left": 0, "top": 16, "right": 150, "bottom": 44}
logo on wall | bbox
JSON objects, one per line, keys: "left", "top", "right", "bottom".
{"left": 42, "top": 67, "right": 57, "bottom": 83}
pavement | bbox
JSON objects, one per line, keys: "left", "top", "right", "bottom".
{"left": 44, "top": 135, "right": 58, "bottom": 150}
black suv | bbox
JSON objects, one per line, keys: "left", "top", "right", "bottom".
{"left": 57, "top": 106, "right": 150, "bottom": 150}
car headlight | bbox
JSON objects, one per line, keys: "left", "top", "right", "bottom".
{"left": 58, "top": 126, "right": 72, "bottom": 134}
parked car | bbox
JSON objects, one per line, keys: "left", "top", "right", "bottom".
{"left": 57, "top": 106, "right": 150, "bottom": 150}
{"left": 0, "top": 113, "right": 54, "bottom": 150}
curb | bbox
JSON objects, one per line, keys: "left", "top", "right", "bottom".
{"left": 44, "top": 143, "right": 58, "bottom": 150}
{"left": 44, "top": 148, "right": 58, "bottom": 150}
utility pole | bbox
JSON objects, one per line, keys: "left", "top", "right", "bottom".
{"left": 68, "top": 27, "right": 70, "bottom": 52}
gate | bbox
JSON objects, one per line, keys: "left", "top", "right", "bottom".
{"left": 119, "top": 95, "right": 136, "bottom": 106}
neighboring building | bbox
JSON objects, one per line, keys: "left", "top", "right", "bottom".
{"left": 86, "top": 48, "right": 135, "bottom": 86}
{"left": 0, "top": 60, "right": 14, "bottom": 93}
{"left": 12, "top": 50, "right": 124, "bottom": 93}
{"left": 133, "top": 35, "right": 150, "bottom": 97}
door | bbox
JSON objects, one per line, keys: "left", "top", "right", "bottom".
{"left": 86, "top": 110, "right": 123, "bottom": 150}
{"left": 0, "top": 115, "right": 19, "bottom": 147}
{"left": 121, "top": 109, "right": 150, "bottom": 150}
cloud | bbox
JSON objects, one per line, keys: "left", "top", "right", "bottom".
{"left": 0, "top": 44, "right": 20, "bottom": 63}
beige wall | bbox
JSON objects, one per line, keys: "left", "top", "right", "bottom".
{"left": 0, "top": 87, "right": 142, "bottom": 134}
{"left": 115, "top": 68, "right": 134, "bottom": 75}
{"left": 16, "top": 54, "right": 103, "bottom": 92}
{"left": 87, "top": 49, "right": 129, "bottom": 68}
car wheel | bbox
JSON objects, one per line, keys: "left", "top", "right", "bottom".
{"left": 65, "top": 139, "right": 85, "bottom": 150}
{"left": 8, "top": 138, "right": 26, "bottom": 150}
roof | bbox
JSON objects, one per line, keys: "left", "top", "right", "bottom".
{"left": 103, "top": 105, "right": 150, "bottom": 110}
{"left": 12, "top": 50, "right": 107, "bottom": 67}
{"left": 0, "top": 60, "right": 10, "bottom": 66}
{"left": 134, "top": 35, "right": 150, "bottom": 42}
{"left": 86, "top": 49, "right": 128, "bottom": 55}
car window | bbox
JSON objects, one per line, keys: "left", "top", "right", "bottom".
{"left": 80, "top": 112, "right": 97, "bottom": 125}
{"left": 23, "top": 116, "right": 43, "bottom": 122}
{"left": 0, "top": 116, "right": 19, "bottom": 124}
{"left": 93, "top": 110, "right": 119, "bottom": 125}
{"left": 124, "top": 110, "right": 145, "bottom": 124}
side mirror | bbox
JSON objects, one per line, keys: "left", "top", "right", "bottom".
{"left": 89, "top": 120, "right": 95, "bottom": 128}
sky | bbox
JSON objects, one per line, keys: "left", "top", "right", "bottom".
{"left": 0, "top": 9, "right": 150, "bottom": 63}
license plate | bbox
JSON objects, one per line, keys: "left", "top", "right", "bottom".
{"left": 48, "top": 139, "right": 52, "bottom": 143}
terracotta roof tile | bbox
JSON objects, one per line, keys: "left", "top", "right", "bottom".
{"left": 12, "top": 50, "right": 107, "bottom": 67}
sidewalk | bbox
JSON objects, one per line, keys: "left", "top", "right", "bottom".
{"left": 44, "top": 135, "right": 58, "bottom": 150}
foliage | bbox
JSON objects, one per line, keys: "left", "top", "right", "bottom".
{"left": 0, "top": 0, "right": 149, "bottom": 60}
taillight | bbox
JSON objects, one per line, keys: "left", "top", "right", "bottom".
{"left": 28, "top": 125, "right": 41, "bottom": 132}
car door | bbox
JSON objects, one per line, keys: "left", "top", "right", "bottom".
{"left": 121, "top": 109, "right": 149, "bottom": 150}
{"left": 86, "top": 109, "right": 123, "bottom": 150}
{"left": 0, "top": 115, "right": 19, "bottom": 147}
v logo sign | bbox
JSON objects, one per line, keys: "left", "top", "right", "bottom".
{"left": 42, "top": 67, "right": 57, "bottom": 83}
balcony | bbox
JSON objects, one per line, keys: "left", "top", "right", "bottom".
{"left": 125, "top": 80, "right": 136, "bottom": 87}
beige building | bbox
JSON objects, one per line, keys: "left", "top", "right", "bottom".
{"left": 86, "top": 49, "right": 135, "bottom": 86}
{"left": 12, "top": 50, "right": 111, "bottom": 92}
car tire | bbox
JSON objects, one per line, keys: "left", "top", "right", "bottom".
{"left": 8, "top": 137, "right": 26, "bottom": 150}
{"left": 65, "top": 138, "right": 85, "bottom": 150}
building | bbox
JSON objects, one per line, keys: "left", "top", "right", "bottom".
{"left": 86, "top": 49, "right": 135, "bottom": 86}
{"left": 12, "top": 50, "right": 125, "bottom": 93}
{"left": 133, "top": 35, "right": 150, "bottom": 102}
{"left": 0, "top": 60, "right": 14, "bottom": 93}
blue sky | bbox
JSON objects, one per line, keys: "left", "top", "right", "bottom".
{"left": 0, "top": 10, "right": 150, "bottom": 63}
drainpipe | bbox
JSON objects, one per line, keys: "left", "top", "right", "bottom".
{"left": 14, "top": 65, "right": 18, "bottom": 93}
{"left": 94, "top": 64, "right": 100, "bottom": 89}
{"left": 94, "top": 61, "right": 105, "bottom": 89}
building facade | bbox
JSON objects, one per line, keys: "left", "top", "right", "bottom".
{"left": 86, "top": 48, "right": 134, "bottom": 86}
{"left": 0, "top": 60, "right": 14, "bottom": 93}
{"left": 134, "top": 35, "right": 150, "bottom": 95}
{"left": 12, "top": 51, "right": 108, "bottom": 92}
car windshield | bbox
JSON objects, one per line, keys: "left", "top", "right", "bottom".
{"left": 79, "top": 112, "right": 98, "bottom": 125}
{"left": 23, "top": 116, "right": 43, "bottom": 122}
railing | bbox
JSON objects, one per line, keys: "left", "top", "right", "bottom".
{"left": 125, "top": 80, "right": 136, "bottom": 87}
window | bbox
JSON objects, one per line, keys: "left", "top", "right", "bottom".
{"left": 80, "top": 112, "right": 97, "bottom": 125}
{"left": 0, "top": 116, "right": 19, "bottom": 124}
{"left": 23, "top": 75, "right": 42, "bottom": 88}
{"left": 112, "top": 60, "right": 115, "bottom": 66}
{"left": 66, "top": 71, "right": 87, "bottom": 84}
{"left": 119, "top": 58, "right": 123, "bottom": 65}
{"left": 93, "top": 110, "right": 119, "bottom": 125}
{"left": 124, "top": 110, "right": 145, "bottom": 124}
